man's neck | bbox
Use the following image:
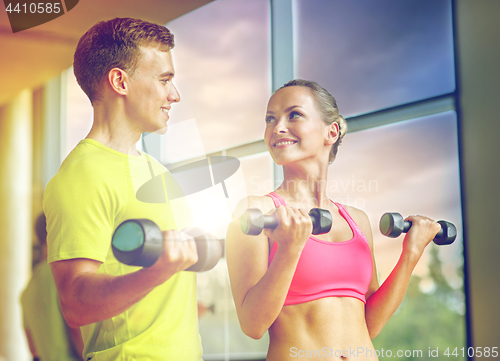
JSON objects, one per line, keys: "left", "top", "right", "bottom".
{"left": 87, "top": 101, "right": 142, "bottom": 156}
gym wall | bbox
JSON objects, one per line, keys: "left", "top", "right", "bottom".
{"left": 455, "top": 0, "right": 500, "bottom": 356}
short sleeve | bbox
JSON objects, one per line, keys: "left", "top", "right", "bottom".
{"left": 43, "top": 160, "right": 122, "bottom": 263}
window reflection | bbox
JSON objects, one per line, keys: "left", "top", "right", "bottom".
{"left": 239, "top": 152, "right": 275, "bottom": 197}
{"left": 197, "top": 153, "right": 273, "bottom": 359}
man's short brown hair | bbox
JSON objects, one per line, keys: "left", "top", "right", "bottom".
{"left": 73, "top": 17, "right": 175, "bottom": 103}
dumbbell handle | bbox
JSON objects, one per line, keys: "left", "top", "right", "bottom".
{"left": 241, "top": 208, "right": 332, "bottom": 236}
{"left": 261, "top": 214, "right": 278, "bottom": 229}
{"left": 400, "top": 220, "right": 412, "bottom": 234}
{"left": 402, "top": 219, "right": 446, "bottom": 237}
{"left": 261, "top": 210, "right": 327, "bottom": 232}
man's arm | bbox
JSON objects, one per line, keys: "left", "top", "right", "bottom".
{"left": 67, "top": 322, "right": 84, "bottom": 360}
{"left": 50, "top": 230, "right": 198, "bottom": 328}
{"left": 24, "top": 327, "right": 38, "bottom": 358}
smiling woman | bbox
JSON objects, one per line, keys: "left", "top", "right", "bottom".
{"left": 226, "top": 78, "right": 441, "bottom": 361}
{"left": 264, "top": 83, "right": 338, "bottom": 167}
{"left": 265, "top": 79, "right": 348, "bottom": 165}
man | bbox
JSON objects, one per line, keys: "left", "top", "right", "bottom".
{"left": 43, "top": 18, "right": 202, "bottom": 360}
{"left": 21, "top": 214, "right": 84, "bottom": 361}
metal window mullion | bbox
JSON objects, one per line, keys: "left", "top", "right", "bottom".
{"left": 346, "top": 94, "right": 456, "bottom": 133}
{"left": 270, "top": 0, "right": 294, "bottom": 188}
{"left": 42, "top": 73, "right": 66, "bottom": 188}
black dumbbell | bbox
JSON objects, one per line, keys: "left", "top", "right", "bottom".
{"left": 112, "top": 219, "right": 222, "bottom": 271}
{"left": 379, "top": 212, "right": 457, "bottom": 245}
{"left": 241, "top": 208, "right": 332, "bottom": 236}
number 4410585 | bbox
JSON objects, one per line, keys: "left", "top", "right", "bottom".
{"left": 5, "top": 2, "right": 62, "bottom": 14}
{"left": 445, "top": 347, "right": 498, "bottom": 358}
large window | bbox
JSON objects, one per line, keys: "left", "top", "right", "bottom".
{"left": 63, "top": 0, "right": 466, "bottom": 359}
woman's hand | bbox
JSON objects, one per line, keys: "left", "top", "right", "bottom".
{"left": 263, "top": 205, "right": 312, "bottom": 255}
{"left": 402, "top": 215, "right": 442, "bottom": 258}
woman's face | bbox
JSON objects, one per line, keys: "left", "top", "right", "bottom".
{"left": 264, "top": 86, "right": 334, "bottom": 166}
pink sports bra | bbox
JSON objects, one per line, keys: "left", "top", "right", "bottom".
{"left": 267, "top": 192, "right": 373, "bottom": 305}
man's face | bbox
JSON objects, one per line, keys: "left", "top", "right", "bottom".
{"left": 125, "top": 46, "right": 180, "bottom": 135}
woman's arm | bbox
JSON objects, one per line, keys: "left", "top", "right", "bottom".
{"left": 226, "top": 197, "right": 312, "bottom": 339}
{"left": 363, "top": 214, "right": 441, "bottom": 338}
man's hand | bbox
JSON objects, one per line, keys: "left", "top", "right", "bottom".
{"left": 145, "top": 230, "right": 199, "bottom": 278}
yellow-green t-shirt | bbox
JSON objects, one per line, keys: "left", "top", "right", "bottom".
{"left": 43, "top": 139, "right": 202, "bottom": 360}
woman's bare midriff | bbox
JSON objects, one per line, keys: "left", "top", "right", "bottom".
{"left": 267, "top": 297, "right": 378, "bottom": 361}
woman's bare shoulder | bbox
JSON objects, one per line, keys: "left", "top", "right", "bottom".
{"left": 339, "top": 204, "right": 372, "bottom": 232}
{"left": 342, "top": 204, "right": 368, "bottom": 221}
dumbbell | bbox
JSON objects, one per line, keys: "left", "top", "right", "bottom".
{"left": 379, "top": 212, "right": 457, "bottom": 245}
{"left": 112, "top": 219, "right": 222, "bottom": 272}
{"left": 241, "top": 208, "right": 332, "bottom": 236}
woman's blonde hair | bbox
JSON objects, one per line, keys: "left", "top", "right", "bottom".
{"left": 277, "top": 79, "right": 347, "bottom": 163}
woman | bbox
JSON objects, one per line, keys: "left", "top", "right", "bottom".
{"left": 226, "top": 79, "right": 441, "bottom": 360}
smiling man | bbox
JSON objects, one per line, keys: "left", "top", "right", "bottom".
{"left": 43, "top": 18, "right": 202, "bottom": 360}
